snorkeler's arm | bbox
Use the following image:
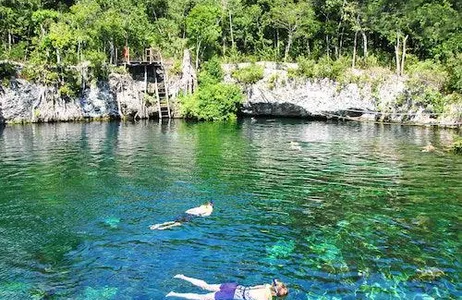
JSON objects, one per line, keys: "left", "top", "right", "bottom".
{"left": 173, "top": 274, "right": 221, "bottom": 291}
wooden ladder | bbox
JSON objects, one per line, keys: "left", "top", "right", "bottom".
{"left": 155, "top": 51, "right": 171, "bottom": 120}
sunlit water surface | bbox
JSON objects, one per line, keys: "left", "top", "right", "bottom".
{"left": 0, "top": 119, "right": 461, "bottom": 299}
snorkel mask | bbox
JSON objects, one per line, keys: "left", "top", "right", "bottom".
{"left": 209, "top": 200, "right": 214, "bottom": 207}
{"left": 272, "top": 278, "right": 279, "bottom": 295}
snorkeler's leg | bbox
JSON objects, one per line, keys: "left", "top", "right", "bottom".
{"left": 156, "top": 222, "right": 182, "bottom": 230}
{"left": 166, "top": 291, "right": 214, "bottom": 300}
{"left": 173, "top": 275, "right": 221, "bottom": 291}
{"left": 149, "top": 221, "right": 177, "bottom": 230}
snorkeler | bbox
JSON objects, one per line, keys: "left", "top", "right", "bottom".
{"left": 166, "top": 274, "right": 288, "bottom": 299}
{"left": 149, "top": 201, "right": 214, "bottom": 230}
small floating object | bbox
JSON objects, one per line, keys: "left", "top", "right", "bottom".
{"left": 104, "top": 217, "right": 120, "bottom": 228}
{"left": 421, "top": 143, "right": 435, "bottom": 152}
{"left": 290, "top": 141, "right": 302, "bottom": 151}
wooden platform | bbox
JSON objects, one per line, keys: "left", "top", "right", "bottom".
{"left": 118, "top": 60, "right": 162, "bottom": 67}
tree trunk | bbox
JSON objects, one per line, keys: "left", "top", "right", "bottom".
{"left": 8, "top": 29, "right": 12, "bottom": 51}
{"left": 195, "top": 40, "right": 201, "bottom": 70}
{"left": 326, "top": 35, "right": 330, "bottom": 58}
{"left": 284, "top": 31, "right": 293, "bottom": 62}
{"left": 395, "top": 32, "right": 400, "bottom": 75}
{"left": 77, "top": 40, "right": 81, "bottom": 63}
{"left": 361, "top": 31, "right": 368, "bottom": 58}
{"left": 400, "top": 35, "right": 409, "bottom": 76}
{"left": 229, "top": 11, "right": 235, "bottom": 50}
{"left": 56, "top": 48, "right": 61, "bottom": 64}
{"left": 339, "top": 26, "right": 345, "bottom": 58}
{"left": 352, "top": 30, "right": 358, "bottom": 68}
{"left": 276, "top": 28, "right": 280, "bottom": 57}
{"left": 110, "top": 39, "right": 115, "bottom": 65}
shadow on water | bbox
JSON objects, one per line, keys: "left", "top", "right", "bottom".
{"left": 0, "top": 119, "right": 461, "bottom": 299}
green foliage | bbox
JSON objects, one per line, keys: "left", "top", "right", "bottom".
{"left": 180, "top": 82, "right": 243, "bottom": 121}
{"left": 294, "top": 56, "right": 350, "bottom": 81}
{"left": 198, "top": 56, "right": 223, "bottom": 85}
{"left": 110, "top": 66, "right": 127, "bottom": 75}
{"left": 58, "top": 84, "right": 75, "bottom": 99}
{"left": 406, "top": 59, "right": 448, "bottom": 90}
{"left": 186, "top": 3, "right": 222, "bottom": 64}
{"left": 451, "top": 136, "right": 462, "bottom": 154}
{"left": 231, "top": 64, "right": 264, "bottom": 84}
{"left": 86, "top": 50, "right": 108, "bottom": 81}
{"left": 446, "top": 53, "right": 462, "bottom": 93}
{"left": 267, "top": 73, "right": 280, "bottom": 90}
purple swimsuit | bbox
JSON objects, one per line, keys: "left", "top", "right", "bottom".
{"left": 214, "top": 283, "right": 244, "bottom": 300}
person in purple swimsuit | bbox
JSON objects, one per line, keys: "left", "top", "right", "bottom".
{"left": 166, "top": 274, "right": 288, "bottom": 300}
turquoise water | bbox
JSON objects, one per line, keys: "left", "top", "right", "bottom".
{"left": 0, "top": 119, "right": 461, "bottom": 299}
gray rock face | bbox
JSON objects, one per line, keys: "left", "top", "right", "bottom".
{"left": 0, "top": 87, "right": 4, "bottom": 124}
{"left": 224, "top": 62, "right": 461, "bottom": 126}
{"left": 0, "top": 74, "right": 158, "bottom": 123}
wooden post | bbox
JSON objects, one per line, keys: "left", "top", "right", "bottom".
{"left": 143, "top": 65, "right": 147, "bottom": 118}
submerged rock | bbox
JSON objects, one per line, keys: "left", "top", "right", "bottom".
{"left": 104, "top": 217, "right": 121, "bottom": 228}
{"left": 266, "top": 240, "right": 296, "bottom": 259}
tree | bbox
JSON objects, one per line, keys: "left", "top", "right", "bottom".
{"left": 269, "top": 0, "right": 317, "bottom": 61}
{"left": 186, "top": 2, "right": 222, "bottom": 69}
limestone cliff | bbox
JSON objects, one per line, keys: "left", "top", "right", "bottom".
{"left": 0, "top": 72, "right": 177, "bottom": 124}
{"left": 224, "top": 62, "right": 462, "bottom": 127}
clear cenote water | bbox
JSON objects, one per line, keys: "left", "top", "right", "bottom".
{"left": 0, "top": 119, "right": 461, "bottom": 299}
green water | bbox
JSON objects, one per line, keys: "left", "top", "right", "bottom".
{"left": 0, "top": 119, "right": 461, "bottom": 299}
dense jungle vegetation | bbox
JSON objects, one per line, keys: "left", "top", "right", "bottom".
{"left": 1, "top": 0, "right": 462, "bottom": 120}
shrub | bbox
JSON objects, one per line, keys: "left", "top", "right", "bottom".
{"left": 86, "top": 50, "right": 108, "bottom": 81}
{"left": 296, "top": 57, "right": 316, "bottom": 78}
{"left": 180, "top": 82, "right": 243, "bottom": 121}
{"left": 110, "top": 66, "right": 128, "bottom": 75}
{"left": 293, "top": 56, "right": 350, "bottom": 81}
{"left": 451, "top": 135, "right": 462, "bottom": 154}
{"left": 59, "top": 83, "right": 76, "bottom": 99}
{"left": 198, "top": 56, "right": 223, "bottom": 86}
{"left": 406, "top": 59, "right": 448, "bottom": 90}
{"left": 231, "top": 64, "right": 264, "bottom": 84}
{"left": 267, "top": 73, "right": 280, "bottom": 90}
{"left": 446, "top": 53, "right": 462, "bottom": 93}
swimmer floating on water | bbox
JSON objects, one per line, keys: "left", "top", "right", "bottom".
{"left": 166, "top": 274, "right": 288, "bottom": 300}
{"left": 149, "top": 201, "right": 214, "bottom": 230}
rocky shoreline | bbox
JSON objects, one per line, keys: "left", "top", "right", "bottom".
{"left": 1, "top": 62, "right": 461, "bottom": 127}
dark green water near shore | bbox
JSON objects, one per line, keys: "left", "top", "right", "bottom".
{"left": 0, "top": 119, "right": 461, "bottom": 299}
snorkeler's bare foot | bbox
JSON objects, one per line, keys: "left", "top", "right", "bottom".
{"left": 166, "top": 291, "right": 178, "bottom": 297}
{"left": 174, "top": 274, "right": 186, "bottom": 279}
